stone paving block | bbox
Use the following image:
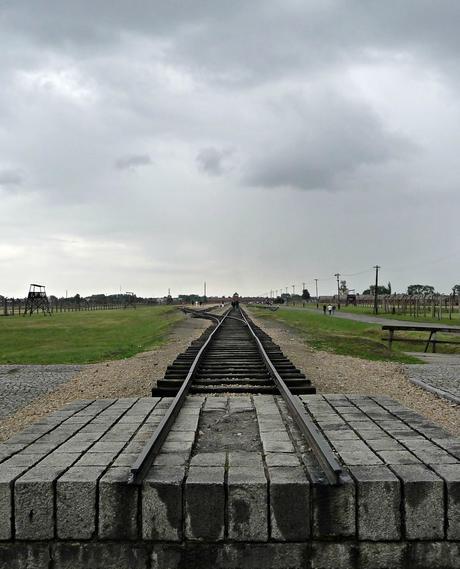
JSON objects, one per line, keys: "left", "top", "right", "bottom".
{"left": 391, "top": 464, "right": 444, "bottom": 540}
{"left": 405, "top": 541, "right": 460, "bottom": 569}
{"left": 359, "top": 542, "right": 407, "bottom": 569}
{"left": 431, "top": 463, "right": 460, "bottom": 540}
{"left": 150, "top": 543, "right": 309, "bottom": 569}
{"left": 75, "top": 452, "right": 115, "bottom": 466}
{"left": 265, "top": 452, "right": 301, "bottom": 467}
{"left": 15, "top": 467, "right": 59, "bottom": 539}
{"left": 228, "top": 451, "right": 263, "bottom": 466}
{"left": 152, "top": 452, "right": 189, "bottom": 466}
{"left": 185, "top": 466, "right": 225, "bottom": 541}
{"left": 98, "top": 467, "right": 138, "bottom": 539}
{"left": 0, "top": 543, "right": 51, "bottom": 569}
{"left": 268, "top": 466, "right": 310, "bottom": 541}
{"left": 52, "top": 543, "right": 149, "bottom": 569}
{"left": 142, "top": 465, "right": 185, "bottom": 541}
{"left": 311, "top": 542, "right": 358, "bottom": 569}
{"left": 311, "top": 471, "right": 356, "bottom": 538}
{"left": 350, "top": 465, "right": 401, "bottom": 540}
{"left": 57, "top": 466, "right": 106, "bottom": 539}
{"left": 190, "top": 452, "right": 226, "bottom": 466}
{"left": 377, "top": 450, "right": 421, "bottom": 464}
{"left": 261, "top": 440, "right": 295, "bottom": 453}
{"left": 228, "top": 466, "right": 268, "bottom": 541}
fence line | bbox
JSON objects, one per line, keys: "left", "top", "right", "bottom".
{"left": 1, "top": 298, "right": 157, "bottom": 316}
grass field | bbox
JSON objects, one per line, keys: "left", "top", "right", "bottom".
{"left": 249, "top": 307, "right": 425, "bottom": 364}
{"left": 0, "top": 306, "right": 183, "bottom": 365}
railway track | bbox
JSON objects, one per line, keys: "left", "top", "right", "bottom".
{"left": 129, "top": 305, "right": 342, "bottom": 485}
{"left": 153, "top": 306, "right": 315, "bottom": 396}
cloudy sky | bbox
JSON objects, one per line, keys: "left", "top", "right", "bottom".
{"left": 1, "top": 1, "right": 460, "bottom": 298}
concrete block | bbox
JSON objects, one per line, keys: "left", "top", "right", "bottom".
{"left": 311, "top": 542, "right": 358, "bottom": 569}
{"left": 359, "top": 542, "right": 407, "bottom": 569}
{"left": 142, "top": 466, "right": 185, "bottom": 541}
{"left": 98, "top": 467, "right": 138, "bottom": 539}
{"left": 190, "top": 452, "right": 226, "bottom": 466}
{"left": 268, "top": 466, "right": 310, "bottom": 541}
{"left": 391, "top": 464, "right": 444, "bottom": 540}
{"left": 0, "top": 543, "right": 51, "bottom": 569}
{"left": 15, "top": 467, "right": 58, "bottom": 540}
{"left": 185, "top": 466, "right": 225, "bottom": 541}
{"left": 228, "top": 466, "right": 268, "bottom": 542}
{"left": 350, "top": 465, "right": 401, "bottom": 540}
{"left": 151, "top": 543, "right": 309, "bottom": 569}
{"left": 57, "top": 466, "right": 105, "bottom": 539}
{"left": 228, "top": 452, "right": 263, "bottom": 466}
{"left": 405, "top": 542, "right": 460, "bottom": 569}
{"left": 52, "top": 543, "right": 149, "bottom": 569}
{"left": 265, "top": 453, "right": 301, "bottom": 467}
{"left": 431, "top": 463, "right": 460, "bottom": 540}
{"left": 311, "top": 472, "right": 356, "bottom": 538}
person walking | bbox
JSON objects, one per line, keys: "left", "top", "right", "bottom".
{"left": 323, "top": 304, "right": 327, "bottom": 315}
{"left": 327, "top": 304, "right": 333, "bottom": 315}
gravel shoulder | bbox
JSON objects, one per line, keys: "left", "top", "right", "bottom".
{"left": 249, "top": 310, "right": 460, "bottom": 436}
{"left": 0, "top": 314, "right": 210, "bottom": 442}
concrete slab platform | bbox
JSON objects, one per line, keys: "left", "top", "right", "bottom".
{"left": 0, "top": 394, "right": 458, "bottom": 568}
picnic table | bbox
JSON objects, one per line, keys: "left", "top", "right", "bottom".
{"left": 382, "top": 324, "right": 460, "bottom": 353}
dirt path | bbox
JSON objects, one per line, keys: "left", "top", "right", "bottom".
{"left": 249, "top": 310, "right": 460, "bottom": 436}
{"left": 0, "top": 314, "right": 210, "bottom": 442}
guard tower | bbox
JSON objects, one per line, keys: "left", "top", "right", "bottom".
{"left": 124, "top": 292, "right": 136, "bottom": 309}
{"left": 24, "top": 284, "right": 51, "bottom": 316}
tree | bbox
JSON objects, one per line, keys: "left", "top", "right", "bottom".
{"left": 407, "top": 284, "right": 435, "bottom": 296}
{"left": 302, "top": 288, "right": 311, "bottom": 300}
{"left": 452, "top": 285, "right": 460, "bottom": 296}
{"left": 362, "top": 285, "right": 390, "bottom": 295}
{"left": 387, "top": 282, "right": 392, "bottom": 294}
{"left": 339, "top": 280, "right": 348, "bottom": 294}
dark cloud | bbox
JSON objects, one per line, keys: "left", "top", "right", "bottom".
{"left": 115, "top": 154, "right": 152, "bottom": 171}
{"left": 196, "top": 147, "right": 233, "bottom": 176}
{"left": 0, "top": 169, "right": 23, "bottom": 189}
{"left": 244, "top": 91, "right": 417, "bottom": 191}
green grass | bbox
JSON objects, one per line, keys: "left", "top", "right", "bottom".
{"left": 248, "top": 306, "right": 423, "bottom": 363}
{"left": 0, "top": 306, "right": 183, "bottom": 365}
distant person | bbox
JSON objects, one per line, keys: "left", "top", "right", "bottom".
{"left": 332, "top": 305, "right": 336, "bottom": 314}
{"left": 323, "top": 304, "right": 327, "bottom": 315}
{"left": 327, "top": 304, "right": 333, "bottom": 315}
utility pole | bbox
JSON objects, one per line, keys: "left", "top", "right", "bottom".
{"left": 285, "top": 286, "right": 288, "bottom": 295}
{"left": 204, "top": 281, "right": 206, "bottom": 301}
{"left": 292, "top": 284, "right": 295, "bottom": 296}
{"left": 373, "top": 266, "right": 380, "bottom": 314}
{"left": 334, "top": 273, "right": 340, "bottom": 308}
{"left": 315, "top": 279, "right": 319, "bottom": 308}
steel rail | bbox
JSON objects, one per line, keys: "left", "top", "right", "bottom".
{"left": 128, "top": 307, "right": 232, "bottom": 484}
{"left": 240, "top": 308, "right": 343, "bottom": 485}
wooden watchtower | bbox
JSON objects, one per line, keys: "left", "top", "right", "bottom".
{"left": 24, "top": 284, "right": 52, "bottom": 316}
{"left": 124, "top": 292, "right": 136, "bottom": 309}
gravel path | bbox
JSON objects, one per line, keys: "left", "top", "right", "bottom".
{"left": 299, "top": 305, "right": 460, "bottom": 329}
{"left": 248, "top": 310, "right": 460, "bottom": 436}
{"left": 0, "top": 315, "right": 210, "bottom": 442}
{"left": 0, "top": 365, "right": 82, "bottom": 420}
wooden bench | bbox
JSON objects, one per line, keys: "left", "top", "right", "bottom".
{"left": 382, "top": 324, "right": 460, "bottom": 353}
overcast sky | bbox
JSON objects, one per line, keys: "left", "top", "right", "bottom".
{"left": 1, "top": 1, "right": 460, "bottom": 298}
